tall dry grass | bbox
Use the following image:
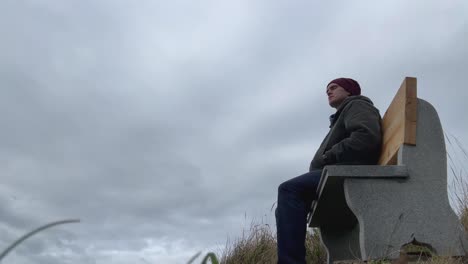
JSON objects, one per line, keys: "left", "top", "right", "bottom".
{"left": 218, "top": 221, "right": 326, "bottom": 264}
{"left": 446, "top": 132, "right": 468, "bottom": 232}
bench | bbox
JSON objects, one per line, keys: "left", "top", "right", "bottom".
{"left": 307, "top": 77, "right": 468, "bottom": 263}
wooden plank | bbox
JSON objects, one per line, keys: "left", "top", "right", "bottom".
{"left": 378, "top": 77, "right": 417, "bottom": 165}
{"left": 405, "top": 95, "right": 418, "bottom": 145}
{"left": 378, "top": 80, "right": 407, "bottom": 165}
{"left": 403, "top": 77, "right": 417, "bottom": 145}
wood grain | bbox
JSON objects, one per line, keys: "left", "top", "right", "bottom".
{"left": 378, "top": 77, "right": 417, "bottom": 165}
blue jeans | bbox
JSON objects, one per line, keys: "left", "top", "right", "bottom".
{"left": 275, "top": 170, "right": 322, "bottom": 264}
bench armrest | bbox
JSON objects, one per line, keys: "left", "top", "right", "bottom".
{"left": 318, "top": 165, "right": 409, "bottom": 191}
{"left": 308, "top": 165, "right": 409, "bottom": 227}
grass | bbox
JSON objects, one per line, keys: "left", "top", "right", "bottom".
{"left": 219, "top": 222, "right": 325, "bottom": 264}
{"left": 188, "top": 223, "right": 325, "bottom": 264}
{"left": 0, "top": 219, "right": 80, "bottom": 261}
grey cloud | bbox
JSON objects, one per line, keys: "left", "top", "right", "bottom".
{"left": 0, "top": 0, "right": 467, "bottom": 263}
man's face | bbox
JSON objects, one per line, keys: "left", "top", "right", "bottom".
{"left": 326, "top": 83, "right": 351, "bottom": 108}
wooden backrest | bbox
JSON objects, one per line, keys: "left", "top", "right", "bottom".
{"left": 378, "top": 77, "right": 418, "bottom": 165}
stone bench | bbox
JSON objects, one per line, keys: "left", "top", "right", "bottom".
{"left": 308, "top": 77, "right": 468, "bottom": 263}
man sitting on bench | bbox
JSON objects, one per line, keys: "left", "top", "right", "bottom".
{"left": 275, "top": 78, "right": 383, "bottom": 264}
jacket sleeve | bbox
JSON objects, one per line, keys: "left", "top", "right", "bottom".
{"left": 325, "top": 101, "right": 382, "bottom": 163}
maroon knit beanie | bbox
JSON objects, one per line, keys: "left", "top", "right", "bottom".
{"left": 327, "top": 78, "right": 361, "bottom": 96}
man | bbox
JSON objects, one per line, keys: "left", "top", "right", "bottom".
{"left": 275, "top": 78, "right": 382, "bottom": 263}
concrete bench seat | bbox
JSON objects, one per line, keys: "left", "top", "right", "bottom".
{"left": 308, "top": 77, "right": 468, "bottom": 263}
{"left": 309, "top": 165, "right": 409, "bottom": 225}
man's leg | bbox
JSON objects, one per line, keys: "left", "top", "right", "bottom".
{"left": 275, "top": 170, "right": 322, "bottom": 264}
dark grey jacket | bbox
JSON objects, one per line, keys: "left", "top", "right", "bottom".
{"left": 309, "top": 95, "right": 382, "bottom": 170}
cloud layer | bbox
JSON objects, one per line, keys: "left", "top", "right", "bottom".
{"left": 0, "top": 1, "right": 467, "bottom": 263}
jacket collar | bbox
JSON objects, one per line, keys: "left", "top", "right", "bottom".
{"left": 328, "top": 95, "right": 375, "bottom": 128}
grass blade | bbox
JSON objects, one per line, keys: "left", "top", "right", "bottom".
{"left": 201, "top": 252, "right": 219, "bottom": 264}
{"left": 0, "top": 219, "right": 80, "bottom": 261}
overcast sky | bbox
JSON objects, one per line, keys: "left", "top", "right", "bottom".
{"left": 1, "top": 1, "right": 468, "bottom": 263}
